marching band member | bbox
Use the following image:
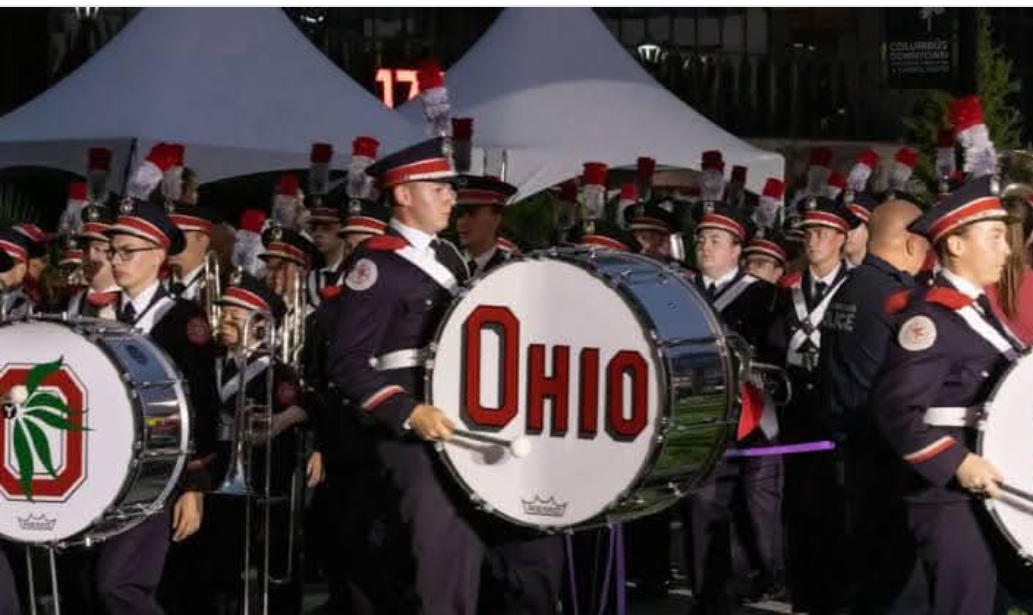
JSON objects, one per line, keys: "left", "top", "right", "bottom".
{"left": 455, "top": 174, "right": 518, "bottom": 275}
{"left": 305, "top": 142, "right": 347, "bottom": 309}
{"left": 870, "top": 175, "right": 1023, "bottom": 615}
{"left": 11, "top": 224, "right": 52, "bottom": 308}
{"left": 165, "top": 203, "right": 218, "bottom": 302}
{"left": 0, "top": 229, "right": 37, "bottom": 319}
{"left": 98, "top": 198, "right": 219, "bottom": 615}
{"left": 625, "top": 196, "right": 678, "bottom": 263}
{"left": 818, "top": 198, "right": 930, "bottom": 613}
{"left": 208, "top": 273, "right": 307, "bottom": 614}
{"left": 324, "top": 137, "right": 562, "bottom": 613}
{"left": 65, "top": 205, "right": 119, "bottom": 319}
{"left": 683, "top": 201, "right": 781, "bottom": 614}
{"left": 766, "top": 196, "right": 859, "bottom": 615}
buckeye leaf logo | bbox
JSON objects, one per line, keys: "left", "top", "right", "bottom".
{"left": 3, "top": 357, "right": 89, "bottom": 500}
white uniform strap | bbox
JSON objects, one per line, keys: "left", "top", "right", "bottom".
{"left": 786, "top": 276, "right": 848, "bottom": 366}
{"left": 216, "top": 354, "right": 272, "bottom": 402}
{"left": 395, "top": 246, "right": 459, "bottom": 295}
{"left": 713, "top": 274, "right": 758, "bottom": 313}
{"left": 133, "top": 296, "right": 176, "bottom": 334}
{"left": 67, "top": 290, "right": 85, "bottom": 317}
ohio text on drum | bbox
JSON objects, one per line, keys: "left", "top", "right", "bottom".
{"left": 427, "top": 248, "right": 744, "bottom": 530}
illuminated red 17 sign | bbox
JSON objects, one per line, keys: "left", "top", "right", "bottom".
{"left": 375, "top": 68, "right": 419, "bottom": 109}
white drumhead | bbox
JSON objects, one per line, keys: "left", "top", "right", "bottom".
{"left": 430, "top": 257, "right": 663, "bottom": 528}
{"left": 0, "top": 322, "right": 136, "bottom": 543}
{"left": 981, "top": 351, "right": 1033, "bottom": 559}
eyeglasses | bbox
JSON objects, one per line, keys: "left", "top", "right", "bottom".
{"left": 106, "top": 247, "right": 160, "bottom": 262}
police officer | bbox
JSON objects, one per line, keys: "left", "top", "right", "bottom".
{"left": 454, "top": 174, "right": 517, "bottom": 275}
{"left": 766, "top": 195, "right": 858, "bottom": 615}
{"left": 818, "top": 199, "right": 930, "bottom": 613}
{"left": 324, "top": 137, "right": 561, "bottom": 614}
{"left": 843, "top": 192, "right": 877, "bottom": 269}
{"left": 164, "top": 202, "right": 219, "bottom": 303}
{"left": 870, "top": 175, "right": 1023, "bottom": 615}
{"left": 0, "top": 229, "right": 36, "bottom": 319}
{"left": 101, "top": 198, "right": 218, "bottom": 615}
{"left": 683, "top": 202, "right": 780, "bottom": 614}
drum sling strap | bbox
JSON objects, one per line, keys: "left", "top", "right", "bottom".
{"left": 924, "top": 303, "right": 1026, "bottom": 428}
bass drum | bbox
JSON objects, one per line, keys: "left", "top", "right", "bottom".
{"left": 427, "top": 248, "right": 742, "bottom": 530}
{"left": 0, "top": 317, "right": 190, "bottom": 546}
{"left": 979, "top": 350, "right": 1033, "bottom": 561}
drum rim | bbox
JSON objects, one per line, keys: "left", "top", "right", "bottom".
{"left": 0, "top": 316, "right": 190, "bottom": 547}
{"left": 426, "top": 246, "right": 735, "bottom": 530}
{"left": 978, "top": 349, "right": 1033, "bottom": 562}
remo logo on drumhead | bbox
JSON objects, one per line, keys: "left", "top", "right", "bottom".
{"left": 0, "top": 357, "right": 89, "bottom": 503}
{"left": 430, "top": 257, "right": 666, "bottom": 528}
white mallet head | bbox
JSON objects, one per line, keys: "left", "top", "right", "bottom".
{"left": 509, "top": 436, "right": 532, "bottom": 459}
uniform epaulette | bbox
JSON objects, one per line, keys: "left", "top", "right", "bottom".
{"left": 365, "top": 236, "right": 408, "bottom": 251}
{"left": 925, "top": 287, "right": 973, "bottom": 310}
{"left": 884, "top": 289, "right": 913, "bottom": 314}
{"left": 319, "top": 285, "right": 343, "bottom": 301}
{"left": 778, "top": 271, "right": 802, "bottom": 289}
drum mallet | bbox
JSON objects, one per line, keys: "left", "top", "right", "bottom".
{"left": 451, "top": 429, "right": 532, "bottom": 458}
{"left": 999, "top": 482, "right": 1033, "bottom": 505}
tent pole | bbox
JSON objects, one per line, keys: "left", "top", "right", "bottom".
{"left": 118, "top": 137, "right": 138, "bottom": 199}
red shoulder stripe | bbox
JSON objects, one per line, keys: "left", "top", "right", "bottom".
{"left": 926, "top": 287, "right": 974, "bottom": 310}
{"left": 365, "top": 236, "right": 408, "bottom": 251}
{"left": 883, "top": 290, "right": 912, "bottom": 314}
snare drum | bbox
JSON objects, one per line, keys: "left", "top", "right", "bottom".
{"left": 428, "top": 248, "right": 741, "bottom": 530}
{"left": 979, "top": 351, "right": 1033, "bottom": 561}
{"left": 0, "top": 317, "right": 190, "bottom": 546}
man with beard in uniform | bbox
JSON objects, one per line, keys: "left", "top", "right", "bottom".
{"left": 100, "top": 199, "right": 218, "bottom": 615}
{"left": 870, "top": 176, "right": 1023, "bottom": 615}
{"left": 454, "top": 175, "right": 517, "bottom": 276}
{"left": 324, "top": 137, "right": 563, "bottom": 614}
{"left": 683, "top": 201, "right": 781, "bottom": 614}
{"left": 766, "top": 196, "right": 858, "bottom": 615}
{"left": 818, "top": 199, "right": 930, "bottom": 613}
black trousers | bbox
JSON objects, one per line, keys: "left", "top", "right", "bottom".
{"left": 909, "top": 501, "right": 995, "bottom": 615}
{"left": 844, "top": 438, "right": 922, "bottom": 615}
{"left": 96, "top": 509, "right": 172, "bottom": 615}
{"left": 683, "top": 453, "right": 782, "bottom": 614}
{"left": 0, "top": 546, "right": 20, "bottom": 615}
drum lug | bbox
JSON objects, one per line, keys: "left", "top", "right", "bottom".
{"left": 666, "top": 481, "right": 684, "bottom": 498}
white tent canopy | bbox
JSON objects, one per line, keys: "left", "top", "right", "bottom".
{"left": 0, "top": 8, "right": 421, "bottom": 187}
{"left": 400, "top": 8, "right": 783, "bottom": 200}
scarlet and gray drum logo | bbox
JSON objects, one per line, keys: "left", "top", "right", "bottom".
{"left": 0, "top": 358, "right": 90, "bottom": 502}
